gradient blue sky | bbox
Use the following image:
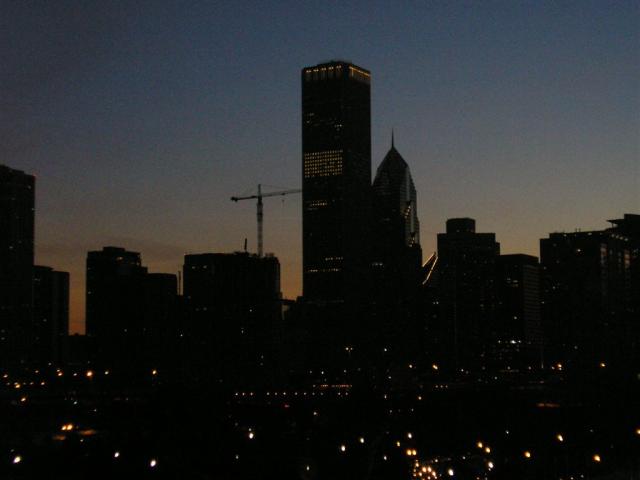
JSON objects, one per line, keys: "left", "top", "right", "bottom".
{"left": 2, "top": 1, "right": 638, "bottom": 333}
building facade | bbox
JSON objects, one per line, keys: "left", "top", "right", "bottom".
{"left": 370, "top": 139, "right": 423, "bottom": 362}
{"left": 0, "top": 165, "right": 35, "bottom": 363}
{"left": 540, "top": 229, "right": 633, "bottom": 365}
{"left": 86, "top": 247, "right": 178, "bottom": 369}
{"left": 33, "top": 266, "right": 69, "bottom": 364}
{"left": 301, "top": 61, "right": 371, "bottom": 307}
{"left": 494, "top": 254, "right": 542, "bottom": 369}
{"left": 436, "top": 218, "right": 500, "bottom": 369}
{"left": 183, "top": 252, "right": 281, "bottom": 383}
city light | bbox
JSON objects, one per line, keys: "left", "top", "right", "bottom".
{"left": 1, "top": 19, "right": 637, "bottom": 480}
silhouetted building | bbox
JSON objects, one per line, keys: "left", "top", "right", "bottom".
{"left": 33, "top": 266, "right": 69, "bottom": 364}
{"left": 607, "top": 214, "right": 640, "bottom": 344}
{"left": 419, "top": 252, "right": 442, "bottom": 369}
{"left": 183, "top": 252, "right": 281, "bottom": 384}
{"left": 436, "top": 218, "right": 500, "bottom": 369}
{"left": 86, "top": 247, "right": 146, "bottom": 354}
{"left": 86, "top": 247, "right": 178, "bottom": 369}
{"left": 143, "top": 273, "right": 180, "bottom": 368}
{"left": 301, "top": 61, "right": 371, "bottom": 308}
{"left": 0, "top": 165, "right": 35, "bottom": 363}
{"left": 494, "top": 254, "right": 542, "bottom": 369}
{"left": 541, "top": 228, "right": 633, "bottom": 365}
{"left": 301, "top": 61, "right": 372, "bottom": 366}
{"left": 370, "top": 137, "right": 423, "bottom": 363}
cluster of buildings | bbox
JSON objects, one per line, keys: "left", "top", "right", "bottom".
{"left": 1, "top": 165, "right": 69, "bottom": 366}
{"left": 1, "top": 60, "right": 637, "bottom": 380}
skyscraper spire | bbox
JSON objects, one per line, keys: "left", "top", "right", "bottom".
{"left": 391, "top": 128, "right": 395, "bottom": 149}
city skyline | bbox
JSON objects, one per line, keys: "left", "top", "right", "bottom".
{"left": 3, "top": 2, "right": 639, "bottom": 333}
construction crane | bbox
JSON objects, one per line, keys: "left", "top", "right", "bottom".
{"left": 231, "top": 184, "right": 301, "bottom": 257}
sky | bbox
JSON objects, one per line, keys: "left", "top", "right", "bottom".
{"left": 2, "top": 1, "right": 638, "bottom": 334}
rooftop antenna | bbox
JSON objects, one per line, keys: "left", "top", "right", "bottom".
{"left": 391, "top": 128, "right": 395, "bottom": 149}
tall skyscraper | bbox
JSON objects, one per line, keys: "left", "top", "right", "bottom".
{"left": 370, "top": 137, "right": 422, "bottom": 361}
{"left": 301, "top": 61, "right": 371, "bottom": 307}
{"left": 436, "top": 218, "right": 500, "bottom": 369}
{"left": 371, "top": 136, "right": 421, "bottom": 257}
{"left": 0, "top": 165, "right": 35, "bottom": 363}
{"left": 33, "top": 266, "right": 69, "bottom": 364}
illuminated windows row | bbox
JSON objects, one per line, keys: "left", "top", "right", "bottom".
{"left": 304, "top": 150, "right": 343, "bottom": 178}
{"left": 305, "top": 200, "right": 329, "bottom": 211}
{"left": 305, "top": 268, "right": 342, "bottom": 274}
{"left": 303, "top": 65, "right": 370, "bottom": 84}
{"left": 304, "top": 65, "right": 343, "bottom": 82}
{"left": 348, "top": 65, "right": 371, "bottom": 84}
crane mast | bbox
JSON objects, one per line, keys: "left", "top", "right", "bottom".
{"left": 231, "top": 184, "right": 301, "bottom": 257}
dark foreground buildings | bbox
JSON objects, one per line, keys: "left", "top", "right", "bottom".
{"left": 428, "top": 219, "right": 544, "bottom": 371}
{"left": 0, "top": 165, "right": 35, "bottom": 364}
{"left": 494, "top": 254, "right": 542, "bottom": 368}
{"left": 183, "top": 252, "right": 282, "bottom": 384}
{"left": 540, "top": 217, "right": 638, "bottom": 365}
{"left": 435, "top": 218, "right": 500, "bottom": 369}
{"left": 86, "top": 247, "right": 178, "bottom": 369}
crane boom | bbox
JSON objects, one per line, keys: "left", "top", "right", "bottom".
{"left": 230, "top": 184, "right": 302, "bottom": 257}
{"left": 231, "top": 188, "right": 302, "bottom": 202}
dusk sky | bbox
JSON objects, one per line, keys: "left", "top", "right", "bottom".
{"left": 2, "top": 1, "right": 638, "bottom": 333}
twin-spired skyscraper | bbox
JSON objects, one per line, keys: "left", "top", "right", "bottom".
{"left": 301, "top": 61, "right": 372, "bottom": 309}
